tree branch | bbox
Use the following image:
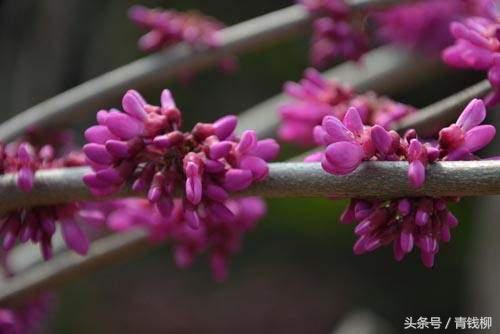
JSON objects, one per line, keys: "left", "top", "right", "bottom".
{"left": 0, "top": 230, "right": 150, "bottom": 306}
{"left": 394, "top": 80, "right": 491, "bottom": 136}
{"left": 2, "top": 161, "right": 500, "bottom": 215}
{"left": 237, "top": 45, "right": 442, "bottom": 137}
{"left": 0, "top": 0, "right": 402, "bottom": 142}
{"left": 0, "top": 74, "right": 492, "bottom": 304}
{"left": 2, "top": 160, "right": 500, "bottom": 304}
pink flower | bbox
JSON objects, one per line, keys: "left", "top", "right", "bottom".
{"left": 442, "top": 6, "right": 500, "bottom": 105}
{"left": 278, "top": 68, "right": 415, "bottom": 146}
{"left": 375, "top": 0, "right": 493, "bottom": 53}
{"left": 84, "top": 89, "right": 279, "bottom": 238}
{"left": 84, "top": 89, "right": 278, "bottom": 280}
{"left": 278, "top": 68, "right": 353, "bottom": 145}
{"left": 346, "top": 93, "right": 417, "bottom": 130}
{"left": 128, "top": 5, "right": 237, "bottom": 76}
{"left": 93, "top": 197, "right": 266, "bottom": 281}
{"left": 342, "top": 197, "right": 459, "bottom": 268}
{"left": 129, "top": 5, "right": 224, "bottom": 51}
{"left": 298, "top": 0, "right": 367, "bottom": 67}
{"left": 311, "top": 106, "right": 431, "bottom": 186}
{"left": 438, "top": 98, "right": 495, "bottom": 159}
{"left": 0, "top": 293, "right": 55, "bottom": 334}
{"left": 318, "top": 99, "right": 496, "bottom": 267}
{"left": 310, "top": 17, "right": 367, "bottom": 67}
{"left": 0, "top": 140, "right": 89, "bottom": 259}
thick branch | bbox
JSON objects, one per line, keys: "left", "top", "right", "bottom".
{"left": 0, "top": 0, "right": 401, "bottom": 142}
{"left": 2, "top": 161, "right": 500, "bottom": 215}
{"left": 2, "top": 160, "right": 500, "bottom": 303}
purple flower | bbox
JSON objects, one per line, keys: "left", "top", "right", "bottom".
{"left": 0, "top": 293, "right": 55, "bottom": 334}
{"left": 0, "top": 140, "right": 89, "bottom": 259}
{"left": 129, "top": 5, "right": 225, "bottom": 51}
{"left": 128, "top": 5, "right": 237, "bottom": 76}
{"left": 343, "top": 197, "right": 459, "bottom": 268}
{"left": 94, "top": 196, "right": 266, "bottom": 281}
{"left": 438, "top": 98, "right": 495, "bottom": 159}
{"left": 375, "top": 0, "right": 493, "bottom": 53}
{"left": 83, "top": 89, "right": 278, "bottom": 279}
{"left": 310, "top": 17, "right": 368, "bottom": 67}
{"left": 279, "top": 68, "right": 353, "bottom": 145}
{"left": 347, "top": 93, "right": 417, "bottom": 130}
{"left": 278, "top": 68, "right": 415, "bottom": 146}
{"left": 320, "top": 98, "right": 496, "bottom": 267}
{"left": 442, "top": 7, "right": 500, "bottom": 105}
{"left": 298, "top": 0, "right": 367, "bottom": 67}
{"left": 84, "top": 89, "right": 279, "bottom": 242}
{"left": 311, "top": 106, "right": 432, "bottom": 185}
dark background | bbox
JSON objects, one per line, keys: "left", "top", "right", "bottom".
{"left": 0, "top": 0, "right": 496, "bottom": 333}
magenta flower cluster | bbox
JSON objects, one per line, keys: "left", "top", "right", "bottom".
{"left": 278, "top": 68, "right": 415, "bottom": 145}
{"left": 443, "top": 10, "right": 500, "bottom": 105}
{"left": 375, "top": 0, "right": 494, "bottom": 53}
{"left": 128, "top": 5, "right": 237, "bottom": 78}
{"left": 88, "top": 196, "right": 266, "bottom": 281}
{"left": 310, "top": 99, "right": 495, "bottom": 267}
{"left": 129, "top": 5, "right": 224, "bottom": 52}
{"left": 8, "top": 1, "right": 500, "bottom": 332}
{"left": 0, "top": 142, "right": 89, "bottom": 259}
{"left": 83, "top": 89, "right": 279, "bottom": 278}
{"left": 298, "top": 0, "right": 367, "bottom": 67}
{"left": 299, "top": 0, "right": 494, "bottom": 67}
{"left": 0, "top": 293, "right": 54, "bottom": 334}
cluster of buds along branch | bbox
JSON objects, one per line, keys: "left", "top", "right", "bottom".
{"left": 128, "top": 5, "right": 237, "bottom": 76}
{"left": 83, "top": 89, "right": 279, "bottom": 280}
{"left": 0, "top": 293, "right": 54, "bottom": 334}
{"left": 443, "top": 7, "right": 500, "bottom": 105}
{"left": 309, "top": 99, "right": 495, "bottom": 267}
{"left": 278, "top": 68, "right": 416, "bottom": 145}
{"left": 299, "top": 0, "right": 496, "bottom": 68}
{"left": 3, "top": 0, "right": 500, "bottom": 330}
{"left": 0, "top": 140, "right": 89, "bottom": 259}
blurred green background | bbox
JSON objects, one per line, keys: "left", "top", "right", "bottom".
{"left": 0, "top": 0, "right": 493, "bottom": 333}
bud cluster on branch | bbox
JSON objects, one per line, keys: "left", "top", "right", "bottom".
{"left": 3, "top": 0, "right": 500, "bottom": 330}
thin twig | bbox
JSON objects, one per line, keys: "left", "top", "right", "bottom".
{"left": 293, "top": 80, "right": 493, "bottom": 161}
{"left": 394, "top": 80, "right": 491, "bottom": 136}
{"left": 0, "top": 230, "right": 150, "bottom": 306}
{"left": 0, "top": 0, "right": 400, "bottom": 143}
{"left": 237, "top": 45, "right": 442, "bottom": 137}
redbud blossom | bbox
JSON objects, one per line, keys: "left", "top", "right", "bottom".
{"left": 298, "top": 0, "right": 367, "bottom": 67}
{"left": 443, "top": 7, "right": 500, "bottom": 105}
{"left": 91, "top": 197, "right": 266, "bottom": 281}
{"left": 129, "top": 5, "right": 224, "bottom": 50}
{"left": 375, "top": 0, "right": 494, "bottom": 53}
{"left": 83, "top": 89, "right": 279, "bottom": 279}
{"left": 315, "top": 99, "right": 495, "bottom": 267}
{"left": 278, "top": 68, "right": 415, "bottom": 146}
{"left": 128, "top": 5, "right": 237, "bottom": 75}
{"left": 0, "top": 293, "right": 55, "bottom": 334}
{"left": 0, "top": 141, "right": 89, "bottom": 259}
